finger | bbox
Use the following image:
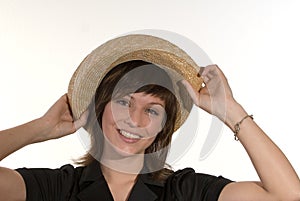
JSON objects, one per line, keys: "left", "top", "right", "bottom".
{"left": 65, "top": 94, "right": 74, "bottom": 117}
{"left": 206, "top": 64, "right": 219, "bottom": 69}
{"left": 202, "top": 65, "right": 215, "bottom": 74}
{"left": 74, "top": 110, "right": 89, "bottom": 130}
{"left": 59, "top": 94, "right": 70, "bottom": 110}
{"left": 201, "top": 75, "right": 210, "bottom": 84}
{"left": 197, "top": 66, "right": 208, "bottom": 86}
{"left": 201, "top": 64, "right": 222, "bottom": 83}
{"left": 181, "top": 80, "right": 199, "bottom": 105}
{"left": 199, "top": 66, "right": 213, "bottom": 77}
{"left": 206, "top": 64, "right": 227, "bottom": 78}
{"left": 61, "top": 93, "right": 68, "bottom": 101}
{"left": 197, "top": 66, "right": 205, "bottom": 77}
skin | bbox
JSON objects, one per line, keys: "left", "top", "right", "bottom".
{"left": 182, "top": 65, "right": 300, "bottom": 200}
{"left": 0, "top": 65, "right": 299, "bottom": 201}
{"left": 100, "top": 93, "right": 168, "bottom": 200}
{"left": 102, "top": 93, "right": 166, "bottom": 156}
{"left": 0, "top": 95, "right": 88, "bottom": 201}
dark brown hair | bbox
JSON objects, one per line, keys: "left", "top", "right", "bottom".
{"left": 76, "top": 60, "right": 183, "bottom": 181}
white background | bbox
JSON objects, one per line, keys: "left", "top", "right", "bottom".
{"left": 0, "top": 0, "right": 299, "bottom": 182}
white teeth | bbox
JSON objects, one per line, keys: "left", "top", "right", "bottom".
{"left": 119, "top": 130, "right": 141, "bottom": 139}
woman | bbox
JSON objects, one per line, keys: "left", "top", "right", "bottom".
{"left": 1, "top": 34, "right": 300, "bottom": 201}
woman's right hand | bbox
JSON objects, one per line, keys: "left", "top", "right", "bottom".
{"left": 0, "top": 95, "right": 88, "bottom": 201}
{"left": 36, "top": 94, "right": 88, "bottom": 142}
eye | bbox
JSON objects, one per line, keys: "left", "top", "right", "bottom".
{"left": 146, "top": 108, "right": 159, "bottom": 116}
{"left": 115, "top": 99, "right": 130, "bottom": 107}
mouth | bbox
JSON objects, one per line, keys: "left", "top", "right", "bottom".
{"left": 117, "top": 129, "right": 143, "bottom": 142}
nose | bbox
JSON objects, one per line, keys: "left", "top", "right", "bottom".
{"left": 125, "top": 108, "right": 150, "bottom": 128}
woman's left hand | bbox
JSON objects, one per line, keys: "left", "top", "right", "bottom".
{"left": 38, "top": 94, "right": 89, "bottom": 142}
{"left": 181, "top": 64, "right": 235, "bottom": 122}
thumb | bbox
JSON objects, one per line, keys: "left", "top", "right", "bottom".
{"left": 74, "top": 110, "right": 89, "bottom": 130}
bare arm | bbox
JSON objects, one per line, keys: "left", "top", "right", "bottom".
{"left": 219, "top": 99, "right": 300, "bottom": 200}
{"left": 182, "top": 65, "right": 300, "bottom": 201}
{"left": 0, "top": 94, "right": 88, "bottom": 201}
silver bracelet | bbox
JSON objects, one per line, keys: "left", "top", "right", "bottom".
{"left": 234, "top": 114, "right": 253, "bottom": 141}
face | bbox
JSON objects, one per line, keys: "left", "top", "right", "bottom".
{"left": 101, "top": 92, "right": 166, "bottom": 155}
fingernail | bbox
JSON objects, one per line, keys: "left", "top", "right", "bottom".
{"left": 198, "top": 67, "right": 205, "bottom": 77}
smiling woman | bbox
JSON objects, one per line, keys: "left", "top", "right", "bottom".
{"left": 79, "top": 60, "right": 183, "bottom": 180}
{"left": 0, "top": 33, "right": 299, "bottom": 201}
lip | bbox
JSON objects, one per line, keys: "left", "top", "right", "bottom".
{"left": 117, "top": 129, "right": 142, "bottom": 144}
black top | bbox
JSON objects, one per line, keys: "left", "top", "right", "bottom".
{"left": 16, "top": 160, "right": 232, "bottom": 201}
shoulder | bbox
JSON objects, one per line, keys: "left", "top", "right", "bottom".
{"left": 15, "top": 164, "right": 87, "bottom": 200}
{"left": 169, "top": 167, "right": 231, "bottom": 183}
{"left": 15, "top": 163, "right": 88, "bottom": 189}
{"left": 16, "top": 163, "right": 85, "bottom": 181}
{"left": 163, "top": 168, "right": 232, "bottom": 201}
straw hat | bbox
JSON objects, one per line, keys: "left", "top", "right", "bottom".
{"left": 68, "top": 34, "right": 203, "bottom": 132}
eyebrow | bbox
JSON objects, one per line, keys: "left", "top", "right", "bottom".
{"left": 126, "top": 94, "right": 165, "bottom": 108}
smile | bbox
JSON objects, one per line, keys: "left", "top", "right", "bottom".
{"left": 118, "top": 129, "right": 143, "bottom": 140}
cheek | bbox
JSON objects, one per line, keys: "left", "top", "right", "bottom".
{"left": 101, "top": 104, "right": 116, "bottom": 134}
{"left": 102, "top": 102, "right": 125, "bottom": 124}
{"left": 147, "top": 116, "right": 166, "bottom": 137}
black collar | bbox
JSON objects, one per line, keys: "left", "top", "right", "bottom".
{"left": 76, "top": 160, "right": 164, "bottom": 201}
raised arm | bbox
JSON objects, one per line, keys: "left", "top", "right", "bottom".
{"left": 182, "top": 65, "right": 300, "bottom": 201}
{"left": 0, "top": 94, "right": 88, "bottom": 201}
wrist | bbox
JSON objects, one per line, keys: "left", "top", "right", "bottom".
{"left": 224, "top": 99, "right": 248, "bottom": 131}
{"left": 29, "top": 117, "right": 52, "bottom": 143}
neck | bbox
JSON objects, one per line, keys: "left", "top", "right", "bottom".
{"left": 101, "top": 163, "right": 139, "bottom": 184}
{"left": 101, "top": 150, "right": 145, "bottom": 174}
{"left": 101, "top": 142, "right": 146, "bottom": 174}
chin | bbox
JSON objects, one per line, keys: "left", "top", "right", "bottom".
{"left": 103, "top": 141, "right": 144, "bottom": 159}
{"left": 115, "top": 146, "right": 145, "bottom": 157}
